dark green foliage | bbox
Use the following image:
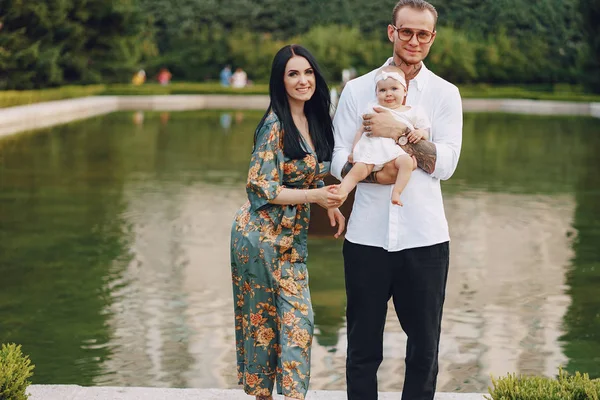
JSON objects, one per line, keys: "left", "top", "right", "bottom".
{"left": 486, "top": 369, "right": 600, "bottom": 400}
{"left": 0, "top": 0, "right": 598, "bottom": 90}
{"left": 0, "top": 343, "right": 35, "bottom": 400}
{"left": 0, "top": 0, "right": 150, "bottom": 89}
{"left": 578, "top": 0, "right": 600, "bottom": 92}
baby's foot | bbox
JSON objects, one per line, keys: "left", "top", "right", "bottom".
{"left": 391, "top": 191, "right": 403, "bottom": 206}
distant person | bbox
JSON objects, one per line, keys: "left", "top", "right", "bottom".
{"left": 230, "top": 44, "right": 345, "bottom": 400}
{"left": 231, "top": 67, "right": 248, "bottom": 88}
{"left": 329, "top": 86, "right": 339, "bottom": 117}
{"left": 337, "top": 65, "right": 430, "bottom": 206}
{"left": 132, "top": 69, "right": 146, "bottom": 86}
{"left": 220, "top": 112, "right": 232, "bottom": 130}
{"left": 220, "top": 65, "right": 232, "bottom": 87}
{"left": 157, "top": 68, "right": 172, "bottom": 85}
{"left": 132, "top": 111, "right": 144, "bottom": 125}
{"left": 341, "top": 68, "right": 351, "bottom": 91}
{"left": 235, "top": 111, "right": 244, "bottom": 124}
{"left": 160, "top": 112, "right": 170, "bottom": 125}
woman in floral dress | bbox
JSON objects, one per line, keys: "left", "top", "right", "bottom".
{"left": 230, "top": 45, "right": 347, "bottom": 400}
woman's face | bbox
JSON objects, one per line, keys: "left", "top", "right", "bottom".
{"left": 283, "top": 56, "right": 316, "bottom": 104}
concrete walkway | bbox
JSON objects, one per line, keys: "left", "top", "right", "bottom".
{"left": 28, "top": 386, "right": 487, "bottom": 400}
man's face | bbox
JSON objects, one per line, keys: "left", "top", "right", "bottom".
{"left": 388, "top": 7, "right": 436, "bottom": 66}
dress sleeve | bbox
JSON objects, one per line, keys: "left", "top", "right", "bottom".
{"left": 246, "top": 119, "right": 285, "bottom": 211}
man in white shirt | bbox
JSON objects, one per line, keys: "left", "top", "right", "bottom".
{"left": 331, "top": 1, "right": 462, "bottom": 399}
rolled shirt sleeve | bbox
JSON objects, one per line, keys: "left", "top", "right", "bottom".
{"left": 246, "top": 119, "right": 284, "bottom": 211}
{"left": 332, "top": 84, "right": 360, "bottom": 181}
{"left": 430, "top": 86, "right": 463, "bottom": 181}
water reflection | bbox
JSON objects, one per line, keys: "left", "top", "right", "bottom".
{"left": 561, "top": 133, "right": 600, "bottom": 376}
{"left": 0, "top": 111, "right": 598, "bottom": 392}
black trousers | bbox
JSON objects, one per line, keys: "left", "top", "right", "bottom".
{"left": 343, "top": 239, "right": 450, "bottom": 400}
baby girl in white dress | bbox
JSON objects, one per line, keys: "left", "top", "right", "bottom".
{"left": 338, "top": 65, "right": 431, "bottom": 206}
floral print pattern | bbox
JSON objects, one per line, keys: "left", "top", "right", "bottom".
{"left": 231, "top": 112, "right": 330, "bottom": 399}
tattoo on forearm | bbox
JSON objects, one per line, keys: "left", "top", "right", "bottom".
{"left": 363, "top": 171, "right": 378, "bottom": 183}
{"left": 401, "top": 141, "right": 436, "bottom": 174}
{"left": 341, "top": 162, "right": 353, "bottom": 179}
{"left": 342, "top": 161, "right": 378, "bottom": 183}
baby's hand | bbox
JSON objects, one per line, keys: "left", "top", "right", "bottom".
{"left": 407, "top": 129, "right": 425, "bottom": 144}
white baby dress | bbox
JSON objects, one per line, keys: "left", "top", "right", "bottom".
{"left": 353, "top": 103, "right": 430, "bottom": 171}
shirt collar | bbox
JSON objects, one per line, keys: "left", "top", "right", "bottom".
{"left": 382, "top": 57, "right": 430, "bottom": 92}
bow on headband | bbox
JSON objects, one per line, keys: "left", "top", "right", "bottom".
{"left": 375, "top": 71, "right": 406, "bottom": 88}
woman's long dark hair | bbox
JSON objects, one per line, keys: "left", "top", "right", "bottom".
{"left": 253, "top": 44, "right": 334, "bottom": 162}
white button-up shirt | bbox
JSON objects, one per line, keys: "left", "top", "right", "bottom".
{"left": 332, "top": 59, "right": 463, "bottom": 252}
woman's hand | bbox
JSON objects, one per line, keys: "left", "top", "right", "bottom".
{"left": 363, "top": 106, "right": 408, "bottom": 140}
{"left": 310, "top": 185, "right": 347, "bottom": 209}
{"left": 327, "top": 208, "right": 346, "bottom": 238}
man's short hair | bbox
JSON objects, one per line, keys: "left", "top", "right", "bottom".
{"left": 392, "top": 0, "right": 438, "bottom": 29}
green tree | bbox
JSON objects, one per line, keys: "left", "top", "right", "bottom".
{"left": 433, "top": 0, "right": 583, "bottom": 83}
{"left": 0, "top": 0, "right": 69, "bottom": 89}
{"left": 578, "top": 0, "right": 600, "bottom": 92}
{"left": 427, "top": 27, "right": 478, "bottom": 83}
{"left": 74, "top": 0, "right": 150, "bottom": 83}
{"left": 0, "top": 0, "right": 150, "bottom": 89}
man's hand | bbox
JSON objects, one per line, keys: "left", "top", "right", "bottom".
{"left": 362, "top": 106, "right": 408, "bottom": 140}
{"left": 327, "top": 208, "right": 346, "bottom": 238}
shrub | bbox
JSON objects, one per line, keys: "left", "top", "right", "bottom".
{"left": 486, "top": 369, "right": 600, "bottom": 400}
{"left": 0, "top": 343, "right": 35, "bottom": 400}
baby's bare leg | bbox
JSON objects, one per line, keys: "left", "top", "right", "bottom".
{"left": 391, "top": 155, "right": 414, "bottom": 206}
{"left": 339, "top": 162, "right": 374, "bottom": 195}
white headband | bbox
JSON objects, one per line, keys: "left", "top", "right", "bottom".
{"left": 375, "top": 71, "right": 406, "bottom": 88}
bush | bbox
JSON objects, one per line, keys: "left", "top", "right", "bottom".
{"left": 486, "top": 369, "right": 600, "bottom": 400}
{"left": 0, "top": 343, "right": 35, "bottom": 400}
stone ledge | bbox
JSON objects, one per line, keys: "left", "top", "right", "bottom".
{"left": 28, "top": 386, "right": 487, "bottom": 400}
{"left": 1, "top": 95, "right": 598, "bottom": 139}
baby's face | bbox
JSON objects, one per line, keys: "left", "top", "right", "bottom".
{"left": 376, "top": 78, "right": 406, "bottom": 108}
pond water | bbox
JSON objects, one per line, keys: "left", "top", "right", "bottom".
{"left": 0, "top": 110, "right": 598, "bottom": 393}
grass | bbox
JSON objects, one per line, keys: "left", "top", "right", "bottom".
{"left": 459, "top": 83, "right": 600, "bottom": 102}
{"left": 1, "top": 82, "right": 599, "bottom": 109}
{"left": 0, "top": 82, "right": 269, "bottom": 108}
{"left": 0, "top": 85, "right": 106, "bottom": 108}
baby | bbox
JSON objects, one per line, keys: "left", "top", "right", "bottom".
{"left": 338, "top": 65, "right": 430, "bottom": 206}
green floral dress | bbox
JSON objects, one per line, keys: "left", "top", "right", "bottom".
{"left": 230, "top": 112, "right": 330, "bottom": 399}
